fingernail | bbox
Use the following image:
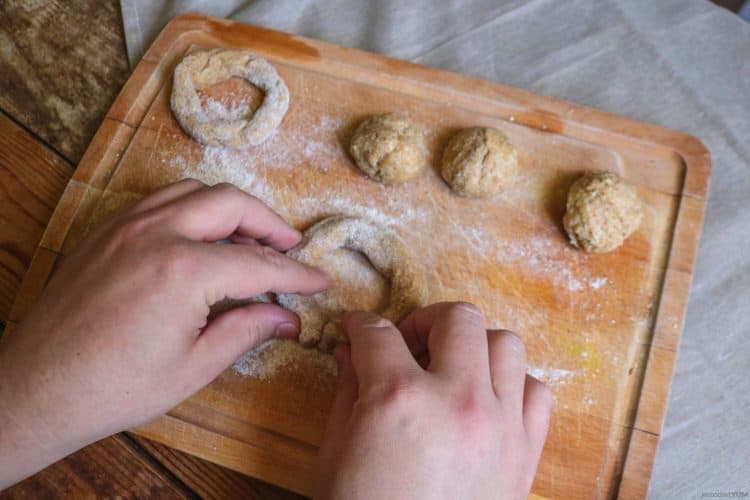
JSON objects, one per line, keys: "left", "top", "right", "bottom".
{"left": 275, "top": 322, "right": 299, "bottom": 339}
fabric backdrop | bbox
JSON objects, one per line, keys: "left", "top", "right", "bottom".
{"left": 120, "top": 1, "right": 750, "bottom": 497}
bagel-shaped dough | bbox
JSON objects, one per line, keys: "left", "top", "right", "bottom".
{"left": 278, "top": 216, "right": 427, "bottom": 351}
{"left": 171, "top": 49, "right": 290, "bottom": 148}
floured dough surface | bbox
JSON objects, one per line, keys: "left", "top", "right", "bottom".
{"left": 563, "top": 171, "right": 643, "bottom": 253}
{"left": 171, "top": 49, "right": 290, "bottom": 148}
{"left": 441, "top": 127, "right": 518, "bottom": 198}
{"left": 278, "top": 215, "right": 428, "bottom": 351}
{"left": 349, "top": 113, "right": 427, "bottom": 184}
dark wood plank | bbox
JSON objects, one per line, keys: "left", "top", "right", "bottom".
{"left": 0, "top": 435, "right": 194, "bottom": 499}
{"left": 0, "top": 112, "right": 72, "bottom": 321}
{"left": 132, "top": 435, "right": 307, "bottom": 500}
{"left": 0, "top": 0, "right": 130, "bottom": 163}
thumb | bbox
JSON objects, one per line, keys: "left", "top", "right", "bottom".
{"left": 316, "top": 344, "right": 358, "bottom": 485}
{"left": 327, "top": 344, "right": 358, "bottom": 430}
{"left": 193, "top": 302, "right": 300, "bottom": 377}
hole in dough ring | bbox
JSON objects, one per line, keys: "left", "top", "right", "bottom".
{"left": 170, "top": 48, "right": 290, "bottom": 148}
{"left": 278, "top": 215, "right": 428, "bottom": 351}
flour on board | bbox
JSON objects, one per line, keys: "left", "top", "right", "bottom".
{"left": 161, "top": 114, "right": 615, "bottom": 386}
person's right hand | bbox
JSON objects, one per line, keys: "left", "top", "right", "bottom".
{"left": 316, "top": 302, "right": 552, "bottom": 500}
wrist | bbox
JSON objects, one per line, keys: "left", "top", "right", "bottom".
{"left": 0, "top": 330, "right": 89, "bottom": 489}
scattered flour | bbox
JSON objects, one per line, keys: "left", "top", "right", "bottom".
{"left": 233, "top": 339, "right": 337, "bottom": 379}
{"left": 528, "top": 366, "right": 575, "bottom": 386}
{"left": 203, "top": 98, "right": 250, "bottom": 121}
{"left": 160, "top": 113, "right": 615, "bottom": 385}
{"left": 589, "top": 277, "right": 608, "bottom": 290}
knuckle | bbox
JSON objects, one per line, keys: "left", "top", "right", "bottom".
{"left": 443, "top": 301, "right": 485, "bottom": 326}
{"left": 212, "top": 181, "right": 240, "bottom": 194}
{"left": 179, "top": 177, "right": 205, "bottom": 188}
{"left": 358, "top": 314, "right": 394, "bottom": 331}
{"left": 255, "top": 245, "right": 284, "bottom": 267}
{"left": 154, "top": 242, "right": 194, "bottom": 277}
{"left": 452, "top": 389, "right": 494, "bottom": 437}
{"left": 212, "top": 182, "right": 252, "bottom": 202}
{"left": 115, "top": 215, "right": 152, "bottom": 241}
{"left": 374, "top": 373, "right": 421, "bottom": 411}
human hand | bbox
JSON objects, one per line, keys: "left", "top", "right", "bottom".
{"left": 316, "top": 303, "right": 551, "bottom": 500}
{"left": 0, "top": 179, "right": 329, "bottom": 488}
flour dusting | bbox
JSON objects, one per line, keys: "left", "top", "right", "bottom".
{"left": 233, "top": 339, "right": 337, "bottom": 379}
{"left": 159, "top": 111, "right": 617, "bottom": 385}
{"left": 528, "top": 366, "right": 575, "bottom": 386}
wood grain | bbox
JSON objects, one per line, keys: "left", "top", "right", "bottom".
{"left": 0, "top": 0, "right": 130, "bottom": 163}
{"left": 0, "top": 113, "right": 71, "bottom": 322}
{"left": 8, "top": 13, "right": 711, "bottom": 499}
{"left": 0, "top": 435, "right": 192, "bottom": 499}
{"left": 131, "top": 435, "right": 305, "bottom": 500}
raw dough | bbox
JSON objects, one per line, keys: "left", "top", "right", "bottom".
{"left": 563, "top": 171, "right": 643, "bottom": 253}
{"left": 278, "top": 215, "right": 428, "bottom": 351}
{"left": 171, "top": 49, "right": 290, "bottom": 148}
{"left": 349, "top": 113, "right": 427, "bottom": 184}
{"left": 441, "top": 127, "right": 518, "bottom": 198}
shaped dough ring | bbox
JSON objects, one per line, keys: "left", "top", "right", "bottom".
{"left": 171, "top": 48, "right": 290, "bottom": 148}
{"left": 278, "top": 216, "right": 428, "bottom": 352}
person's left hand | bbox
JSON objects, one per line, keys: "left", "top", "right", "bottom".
{"left": 0, "top": 179, "right": 329, "bottom": 489}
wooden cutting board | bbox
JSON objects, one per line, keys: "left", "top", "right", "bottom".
{"left": 7, "top": 13, "right": 710, "bottom": 499}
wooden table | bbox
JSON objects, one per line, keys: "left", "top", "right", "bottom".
{"left": 0, "top": 2, "right": 302, "bottom": 498}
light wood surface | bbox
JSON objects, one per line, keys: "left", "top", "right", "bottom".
{"left": 7, "top": 13, "right": 711, "bottom": 499}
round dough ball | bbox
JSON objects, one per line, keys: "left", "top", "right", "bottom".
{"left": 563, "top": 171, "right": 643, "bottom": 253}
{"left": 349, "top": 113, "right": 426, "bottom": 184}
{"left": 441, "top": 127, "right": 518, "bottom": 198}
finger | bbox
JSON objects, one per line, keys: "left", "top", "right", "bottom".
{"left": 159, "top": 183, "right": 301, "bottom": 250}
{"left": 488, "top": 330, "right": 528, "bottom": 411}
{"left": 191, "top": 243, "right": 330, "bottom": 305}
{"left": 398, "top": 302, "right": 490, "bottom": 382}
{"left": 125, "top": 178, "right": 206, "bottom": 216}
{"left": 229, "top": 235, "right": 261, "bottom": 246}
{"left": 342, "top": 311, "right": 420, "bottom": 390}
{"left": 83, "top": 181, "right": 206, "bottom": 244}
{"left": 192, "top": 302, "right": 300, "bottom": 377}
{"left": 523, "top": 374, "right": 552, "bottom": 457}
{"left": 315, "top": 345, "right": 358, "bottom": 497}
{"left": 326, "top": 345, "right": 358, "bottom": 431}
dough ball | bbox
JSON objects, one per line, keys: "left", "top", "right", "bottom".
{"left": 563, "top": 171, "right": 643, "bottom": 253}
{"left": 349, "top": 113, "right": 426, "bottom": 184}
{"left": 441, "top": 127, "right": 518, "bottom": 198}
